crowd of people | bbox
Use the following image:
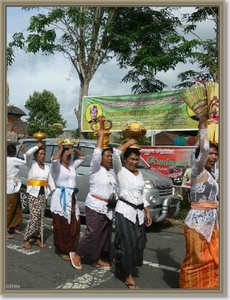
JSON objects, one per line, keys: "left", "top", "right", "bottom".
{"left": 6, "top": 118, "right": 219, "bottom": 289}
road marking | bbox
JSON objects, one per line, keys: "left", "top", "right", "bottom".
{"left": 56, "top": 268, "right": 114, "bottom": 289}
{"left": 56, "top": 261, "right": 180, "bottom": 289}
{"left": 6, "top": 243, "right": 39, "bottom": 255}
{"left": 143, "top": 260, "right": 180, "bottom": 272}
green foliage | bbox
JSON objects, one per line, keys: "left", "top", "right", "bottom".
{"left": 24, "top": 89, "right": 67, "bottom": 137}
{"left": 174, "top": 7, "right": 219, "bottom": 88}
{"left": 6, "top": 46, "right": 15, "bottom": 68}
{"left": 108, "top": 7, "right": 185, "bottom": 93}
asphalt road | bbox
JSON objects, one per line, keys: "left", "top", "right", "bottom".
{"left": 5, "top": 212, "right": 186, "bottom": 297}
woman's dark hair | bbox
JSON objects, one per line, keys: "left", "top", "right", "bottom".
{"left": 34, "top": 146, "right": 45, "bottom": 158}
{"left": 7, "top": 144, "right": 16, "bottom": 157}
{"left": 195, "top": 143, "right": 218, "bottom": 159}
{"left": 102, "top": 147, "right": 112, "bottom": 156}
{"left": 124, "top": 148, "right": 140, "bottom": 159}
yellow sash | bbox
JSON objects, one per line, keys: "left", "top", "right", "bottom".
{"left": 27, "top": 179, "right": 48, "bottom": 187}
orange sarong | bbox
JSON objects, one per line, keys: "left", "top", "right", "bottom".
{"left": 179, "top": 225, "right": 219, "bottom": 289}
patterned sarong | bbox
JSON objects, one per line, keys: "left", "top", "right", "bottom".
{"left": 24, "top": 194, "right": 46, "bottom": 240}
{"left": 114, "top": 212, "right": 147, "bottom": 277}
{"left": 179, "top": 225, "right": 219, "bottom": 289}
{"left": 52, "top": 198, "right": 81, "bottom": 255}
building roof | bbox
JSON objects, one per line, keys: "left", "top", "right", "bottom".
{"left": 7, "top": 105, "right": 27, "bottom": 116}
{"left": 155, "top": 131, "right": 178, "bottom": 145}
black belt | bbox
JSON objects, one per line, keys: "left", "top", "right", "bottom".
{"left": 119, "top": 197, "right": 144, "bottom": 211}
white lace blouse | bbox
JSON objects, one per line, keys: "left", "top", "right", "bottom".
{"left": 184, "top": 128, "right": 219, "bottom": 242}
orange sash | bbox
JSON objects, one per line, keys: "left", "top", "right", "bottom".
{"left": 191, "top": 200, "right": 218, "bottom": 210}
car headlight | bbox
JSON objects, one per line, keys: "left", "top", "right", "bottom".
{"left": 149, "top": 195, "right": 157, "bottom": 204}
{"left": 144, "top": 179, "right": 155, "bottom": 189}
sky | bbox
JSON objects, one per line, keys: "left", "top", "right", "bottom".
{"left": 7, "top": 6, "right": 217, "bottom": 130}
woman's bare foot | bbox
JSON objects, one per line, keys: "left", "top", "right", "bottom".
{"left": 60, "top": 253, "right": 71, "bottom": 261}
{"left": 13, "top": 229, "right": 22, "bottom": 235}
{"left": 92, "top": 258, "right": 112, "bottom": 269}
{"left": 8, "top": 228, "right": 22, "bottom": 235}
{"left": 7, "top": 233, "right": 14, "bottom": 239}
{"left": 23, "top": 240, "right": 31, "bottom": 249}
{"left": 34, "top": 239, "right": 46, "bottom": 248}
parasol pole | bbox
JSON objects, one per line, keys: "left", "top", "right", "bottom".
{"left": 41, "top": 210, "right": 44, "bottom": 246}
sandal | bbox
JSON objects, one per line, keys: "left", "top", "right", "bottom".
{"left": 125, "top": 282, "right": 140, "bottom": 290}
{"left": 34, "top": 239, "right": 46, "bottom": 248}
{"left": 23, "top": 240, "right": 31, "bottom": 249}
{"left": 113, "top": 259, "right": 122, "bottom": 278}
{"left": 69, "top": 252, "right": 82, "bottom": 269}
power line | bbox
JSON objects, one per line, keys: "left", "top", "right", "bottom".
{"left": 11, "top": 49, "right": 133, "bottom": 91}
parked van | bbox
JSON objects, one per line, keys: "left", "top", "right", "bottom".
{"left": 17, "top": 138, "right": 181, "bottom": 223}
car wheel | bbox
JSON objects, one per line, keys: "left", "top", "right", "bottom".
{"left": 20, "top": 187, "right": 29, "bottom": 213}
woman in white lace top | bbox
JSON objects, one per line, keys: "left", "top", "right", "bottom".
{"left": 179, "top": 116, "right": 219, "bottom": 289}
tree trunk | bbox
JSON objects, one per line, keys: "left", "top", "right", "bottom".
{"left": 74, "top": 80, "right": 90, "bottom": 139}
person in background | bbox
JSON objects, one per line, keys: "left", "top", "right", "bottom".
{"left": 23, "top": 142, "right": 56, "bottom": 250}
{"left": 112, "top": 139, "right": 152, "bottom": 290}
{"left": 50, "top": 142, "right": 86, "bottom": 261}
{"left": 7, "top": 143, "right": 26, "bottom": 239}
{"left": 69, "top": 129, "right": 118, "bottom": 270}
{"left": 182, "top": 166, "right": 192, "bottom": 187}
{"left": 179, "top": 116, "right": 219, "bottom": 289}
{"left": 88, "top": 105, "right": 98, "bottom": 124}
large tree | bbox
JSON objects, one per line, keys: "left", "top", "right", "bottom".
{"left": 173, "top": 6, "right": 219, "bottom": 89}
{"left": 8, "top": 6, "right": 184, "bottom": 135}
{"left": 25, "top": 89, "right": 66, "bottom": 137}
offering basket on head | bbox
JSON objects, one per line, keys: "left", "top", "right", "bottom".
{"left": 33, "top": 131, "right": 47, "bottom": 142}
{"left": 122, "top": 121, "right": 146, "bottom": 149}
{"left": 183, "top": 81, "right": 219, "bottom": 145}
{"left": 55, "top": 138, "right": 79, "bottom": 148}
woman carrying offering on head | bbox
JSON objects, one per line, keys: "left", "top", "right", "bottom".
{"left": 23, "top": 142, "right": 56, "bottom": 250}
{"left": 69, "top": 129, "right": 118, "bottom": 270}
{"left": 112, "top": 139, "right": 152, "bottom": 290}
{"left": 179, "top": 116, "right": 219, "bottom": 289}
{"left": 50, "top": 142, "right": 86, "bottom": 261}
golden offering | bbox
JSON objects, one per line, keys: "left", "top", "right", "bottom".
{"left": 33, "top": 131, "right": 47, "bottom": 142}
{"left": 182, "top": 83, "right": 208, "bottom": 118}
{"left": 183, "top": 81, "right": 219, "bottom": 145}
{"left": 55, "top": 138, "right": 78, "bottom": 147}
{"left": 122, "top": 121, "right": 146, "bottom": 149}
{"left": 51, "top": 123, "right": 64, "bottom": 130}
{"left": 91, "top": 115, "right": 113, "bottom": 149}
